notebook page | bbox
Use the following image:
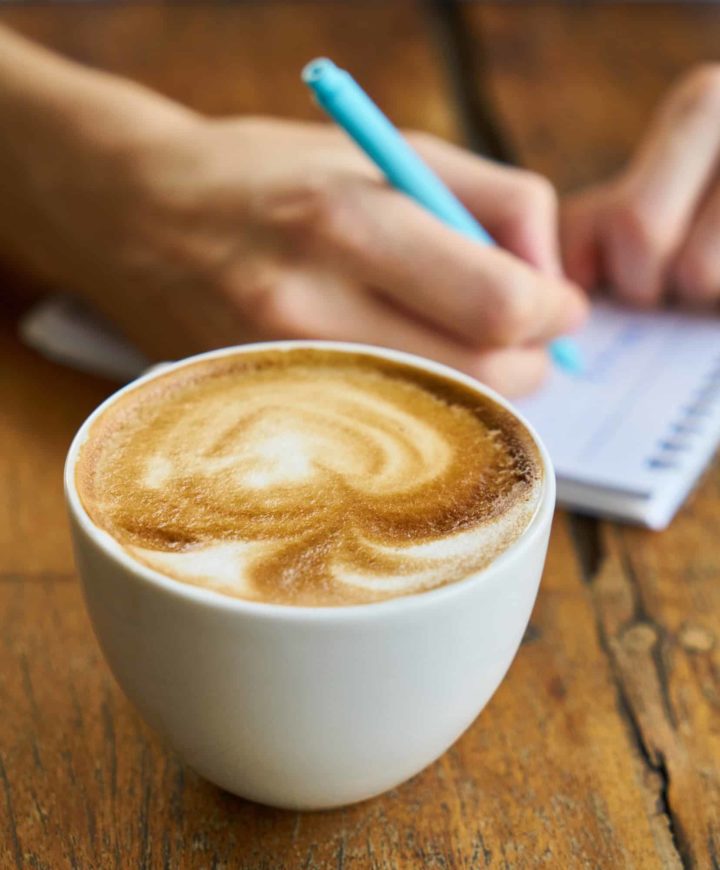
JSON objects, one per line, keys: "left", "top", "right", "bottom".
{"left": 515, "top": 302, "right": 720, "bottom": 495}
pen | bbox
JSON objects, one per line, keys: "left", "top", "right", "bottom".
{"left": 302, "top": 57, "right": 582, "bottom": 375}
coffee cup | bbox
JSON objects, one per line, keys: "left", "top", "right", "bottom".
{"left": 64, "top": 341, "right": 555, "bottom": 810}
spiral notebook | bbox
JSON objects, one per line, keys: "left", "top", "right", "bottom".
{"left": 516, "top": 301, "right": 720, "bottom": 529}
{"left": 19, "top": 296, "right": 720, "bottom": 529}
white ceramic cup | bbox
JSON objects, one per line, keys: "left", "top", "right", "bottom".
{"left": 64, "top": 341, "right": 555, "bottom": 811}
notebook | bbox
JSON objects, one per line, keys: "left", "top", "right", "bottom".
{"left": 515, "top": 301, "right": 720, "bottom": 529}
{"left": 19, "top": 295, "right": 720, "bottom": 529}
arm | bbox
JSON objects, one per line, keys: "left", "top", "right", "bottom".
{"left": 0, "top": 26, "right": 196, "bottom": 299}
{"left": 0, "top": 26, "right": 586, "bottom": 396}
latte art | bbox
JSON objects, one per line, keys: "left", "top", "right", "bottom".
{"left": 145, "top": 380, "right": 453, "bottom": 497}
{"left": 76, "top": 349, "right": 542, "bottom": 606}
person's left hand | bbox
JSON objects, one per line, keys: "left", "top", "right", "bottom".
{"left": 562, "top": 65, "right": 720, "bottom": 306}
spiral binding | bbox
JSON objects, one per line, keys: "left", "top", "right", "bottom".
{"left": 646, "top": 354, "right": 720, "bottom": 470}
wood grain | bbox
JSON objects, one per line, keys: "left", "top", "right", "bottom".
{"left": 0, "top": 2, "right": 717, "bottom": 867}
{"left": 466, "top": 3, "right": 720, "bottom": 191}
{"left": 465, "top": 4, "right": 720, "bottom": 866}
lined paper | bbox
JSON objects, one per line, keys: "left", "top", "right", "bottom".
{"left": 516, "top": 302, "right": 720, "bottom": 522}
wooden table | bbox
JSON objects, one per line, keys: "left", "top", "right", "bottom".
{"left": 1, "top": 3, "right": 719, "bottom": 867}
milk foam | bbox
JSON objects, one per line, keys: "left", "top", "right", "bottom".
{"left": 76, "top": 349, "right": 542, "bottom": 606}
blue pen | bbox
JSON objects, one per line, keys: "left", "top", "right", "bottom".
{"left": 302, "top": 57, "right": 582, "bottom": 374}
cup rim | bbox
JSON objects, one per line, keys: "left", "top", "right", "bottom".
{"left": 64, "top": 340, "right": 556, "bottom": 622}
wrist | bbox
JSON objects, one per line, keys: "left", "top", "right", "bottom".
{"left": 0, "top": 26, "right": 198, "bottom": 155}
{"left": 0, "top": 26, "right": 200, "bottom": 283}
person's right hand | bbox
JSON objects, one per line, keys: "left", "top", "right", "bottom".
{"left": 2, "top": 52, "right": 586, "bottom": 395}
{"left": 562, "top": 65, "right": 720, "bottom": 307}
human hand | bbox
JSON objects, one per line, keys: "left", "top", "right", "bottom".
{"left": 6, "top": 62, "right": 586, "bottom": 395}
{"left": 563, "top": 65, "right": 720, "bottom": 307}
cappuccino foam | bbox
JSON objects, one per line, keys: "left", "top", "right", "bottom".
{"left": 76, "top": 348, "right": 542, "bottom": 606}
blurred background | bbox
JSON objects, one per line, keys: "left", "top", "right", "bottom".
{"left": 2, "top": 0, "right": 719, "bottom": 195}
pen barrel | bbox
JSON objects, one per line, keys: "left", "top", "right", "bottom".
{"left": 310, "top": 67, "right": 493, "bottom": 244}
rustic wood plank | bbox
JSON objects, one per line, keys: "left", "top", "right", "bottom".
{"left": 466, "top": 4, "right": 720, "bottom": 866}
{"left": 466, "top": 3, "right": 720, "bottom": 191}
{"left": 594, "top": 518, "right": 720, "bottom": 867}
{"left": 0, "top": 3, "right": 694, "bottom": 867}
{"left": 0, "top": 506, "right": 681, "bottom": 868}
{"left": 0, "top": 312, "right": 112, "bottom": 576}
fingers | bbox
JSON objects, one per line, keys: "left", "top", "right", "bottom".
{"left": 604, "top": 65, "right": 720, "bottom": 305}
{"left": 672, "top": 183, "right": 720, "bottom": 303}
{"left": 465, "top": 346, "right": 550, "bottom": 397}
{"left": 241, "top": 275, "right": 550, "bottom": 396}
{"left": 297, "top": 176, "right": 587, "bottom": 349}
{"left": 407, "top": 132, "right": 563, "bottom": 276}
{"left": 560, "top": 190, "right": 603, "bottom": 291}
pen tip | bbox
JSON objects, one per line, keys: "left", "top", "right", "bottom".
{"left": 551, "top": 337, "right": 584, "bottom": 375}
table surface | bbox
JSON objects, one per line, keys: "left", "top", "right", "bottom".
{"left": 1, "top": 3, "right": 719, "bottom": 868}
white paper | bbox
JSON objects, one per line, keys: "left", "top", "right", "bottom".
{"left": 19, "top": 295, "right": 149, "bottom": 382}
{"left": 516, "top": 301, "right": 720, "bottom": 526}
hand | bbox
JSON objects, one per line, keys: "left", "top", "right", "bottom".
{"left": 3, "top": 57, "right": 586, "bottom": 395}
{"left": 563, "top": 65, "right": 720, "bottom": 307}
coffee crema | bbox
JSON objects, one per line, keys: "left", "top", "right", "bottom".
{"left": 76, "top": 348, "right": 543, "bottom": 606}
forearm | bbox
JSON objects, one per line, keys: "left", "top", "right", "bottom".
{"left": 0, "top": 26, "right": 194, "bottom": 281}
